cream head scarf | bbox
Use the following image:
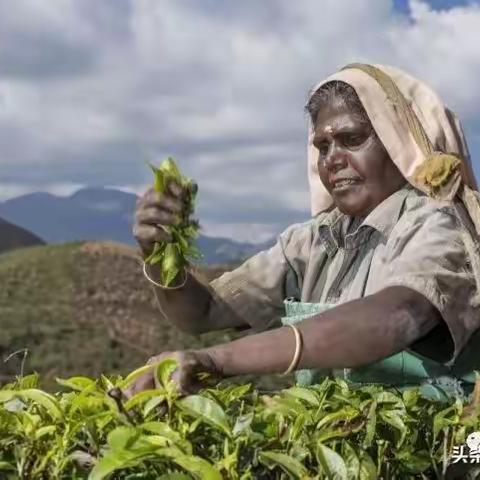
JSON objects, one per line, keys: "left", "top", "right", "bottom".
{"left": 307, "top": 63, "right": 480, "bottom": 237}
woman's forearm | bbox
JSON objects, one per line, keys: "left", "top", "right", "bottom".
{"left": 148, "top": 264, "right": 248, "bottom": 334}
{"left": 201, "top": 286, "right": 441, "bottom": 377}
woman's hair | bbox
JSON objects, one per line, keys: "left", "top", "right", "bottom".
{"left": 305, "top": 81, "right": 371, "bottom": 128}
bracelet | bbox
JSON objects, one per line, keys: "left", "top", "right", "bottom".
{"left": 282, "top": 324, "right": 303, "bottom": 375}
{"left": 143, "top": 262, "right": 188, "bottom": 290}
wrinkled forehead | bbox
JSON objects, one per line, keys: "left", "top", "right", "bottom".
{"left": 314, "top": 109, "right": 370, "bottom": 138}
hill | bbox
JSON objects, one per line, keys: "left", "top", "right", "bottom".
{"left": 0, "top": 216, "right": 45, "bottom": 254}
{"left": 0, "top": 187, "right": 276, "bottom": 264}
{"left": 0, "top": 242, "right": 291, "bottom": 390}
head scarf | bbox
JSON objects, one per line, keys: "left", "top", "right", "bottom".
{"left": 307, "top": 63, "right": 480, "bottom": 236}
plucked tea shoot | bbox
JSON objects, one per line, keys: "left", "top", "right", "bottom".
{"left": 145, "top": 157, "right": 202, "bottom": 286}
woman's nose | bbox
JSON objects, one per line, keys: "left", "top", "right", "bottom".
{"left": 322, "top": 144, "right": 348, "bottom": 172}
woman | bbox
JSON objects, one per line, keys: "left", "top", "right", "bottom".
{"left": 130, "top": 63, "right": 480, "bottom": 399}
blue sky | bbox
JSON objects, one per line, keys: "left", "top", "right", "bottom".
{"left": 1, "top": 0, "right": 480, "bottom": 242}
{"left": 394, "top": 0, "right": 479, "bottom": 13}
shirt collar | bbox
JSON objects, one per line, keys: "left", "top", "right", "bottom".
{"left": 315, "top": 184, "right": 413, "bottom": 254}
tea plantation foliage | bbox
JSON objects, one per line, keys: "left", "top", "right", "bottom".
{"left": 1, "top": 359, "right": 480, "bottom": 479}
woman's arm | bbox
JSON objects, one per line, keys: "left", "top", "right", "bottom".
{"left": 126, "top": 285, "right": 442, "bottom": 396}
{"left": 202, "top": 285, "right": 441, "bottom": 376}
{"left": 147, "top": 226, "right": 294, "bottom": 335}
{"left": 147, "top": 263, "right": 246, "bottom": 334}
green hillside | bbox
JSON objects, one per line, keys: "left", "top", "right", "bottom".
{"left": 0, "top": 242, "right": 292, "bottom": 390}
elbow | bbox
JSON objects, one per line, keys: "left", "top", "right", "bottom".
{"left": 377, "top": 286, "right": 440, "bottom": 348}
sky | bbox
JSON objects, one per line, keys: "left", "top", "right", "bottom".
{"left": 1, "top": 0, "right": 480, "bottom": 243}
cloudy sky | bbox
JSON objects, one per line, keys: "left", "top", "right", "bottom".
{"left": 1, "top": 0, "right": 480, "bottom": 242}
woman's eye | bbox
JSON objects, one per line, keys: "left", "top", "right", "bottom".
{"left": 318, "top": 142, "right": 329, "bottom": 156}
{"left": 343, "top": 134, "right": 366, "bottom": 147}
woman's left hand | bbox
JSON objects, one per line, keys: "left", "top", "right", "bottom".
{"left": 123, "top": 350, "right": 220, "bottom": 398}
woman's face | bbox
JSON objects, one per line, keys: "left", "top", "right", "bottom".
{"left": 313, "top": 102, "right": 406, "bottom": 217}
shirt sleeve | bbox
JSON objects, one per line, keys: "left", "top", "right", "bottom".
{"left": 208, "top": 224, "right": 303, "bottom": 333}
{"left": 373, "top": 200, "right": 480, "bottom": 365}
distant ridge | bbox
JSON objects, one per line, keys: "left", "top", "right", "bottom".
{"left": 0, "top": 216, "right": 45, "bottom": 254}
{"left": 0, "top": 187, "right": 277, "bottom": 264}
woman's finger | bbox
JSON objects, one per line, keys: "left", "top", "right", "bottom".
{"left": 167, "top": 180, "right": 183, "bottom": 199}
{"left": 124, "top": 371, "right": 154, "bottom": 398}
{"left": 141, "top": 189, "right": 183, "bottom": 211}
{"left": 133, "top": 224, "right": 173, "bottom": 244}
{"left": 136, "top": 206, "right": 180, "bottom": 227}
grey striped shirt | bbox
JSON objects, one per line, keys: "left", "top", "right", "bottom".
{"left": 209, "top": 185, "right": 480, "bottom": 363}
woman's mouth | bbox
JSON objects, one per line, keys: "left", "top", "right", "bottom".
{"left": 331, "top": 177, "right": 362, "bottom": 192}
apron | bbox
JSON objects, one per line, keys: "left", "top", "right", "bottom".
{"left": 280, "top": 298, "right": 476, "bottom": 401}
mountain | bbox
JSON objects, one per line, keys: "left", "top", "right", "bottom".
{"left": 0, "top": 216, "right": 45, "bottom": 254}
{"left": 0, "top": 187, "right": 276, "bottom": 264}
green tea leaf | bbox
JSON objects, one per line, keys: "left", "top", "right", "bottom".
{"left": 395, "top": 450, "right": 431, "bottom": 473}
{"left": 124, "top": 389, "right": 165, "bottom": 411}
{"left": 144, "top": 395, "right": 166, "bottom": 417}
{"left": 56, "top": 376, "right": 96, "bottom": 392}
{"left": 142, "top": 421, "right": 192, "bottom": 454}
{"left": 162, "top": 243, "right": 182, "bottom": 286}
{"left": 283, "top": 386, "right": 320, "bottom": 406}
{"left": 258, "top": 451, "right": 308, "bottom": 478}
{"left": 18, "top": 389, "right": 63, "bottom": 420}
{"left": 15, "top": 373, "right": 39, "bottom": 389}
{"left": 379, "top": 410, "right": 408, "bottom": 447}
{"left": 0, "top": 462, "right": 14, "bottom": 471}
{"left": 34, "top": 425, "right": 56, "bottom": 439}
{"left": 358, "top": 452, "right": 377, "bottom": 480}
{"left": 117, "top": 364, "right": 156, "bottom": 390}
{"left": 178, "top": 395, "right": 231, "bottom": 436}
{"left": 148, "top": 162, "right": 167, "bottom": 194}
{"left": 363, "top": 400, "right": 377, "bottom": 448}
{"left": 144, "top": 241, "right": 163, "bottom": 264}
{"left": 156, "top": 358, "right": 179, "bottom": 390}
{"left": 342, "top": 441, "right": 360, "bottom": 479}
{"left": 160, "top": 447, "right": 222, "bottom": 480}
{"left": 0, "top": 391, "right": 14, "bottom": 403}
{"left": 160, "top": 157, "right": 182, "bottom": 180}
{"left": 89, "top": 449, "right": 145, "bottom": 480}
{"left": 316, "top": 406, "right": 359, "bottom": 429}
{"left": 107, "top": 426, "right": 139, "bottom": 450}
{"left": 433, "top": 405, "right": 458, "bottom": 442}
{"left": 316, "top": 444, "right": 348, "bottom": 480}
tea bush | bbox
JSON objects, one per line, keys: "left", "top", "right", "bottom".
{"left": 1, "top": 359, "right": 479, "bottom": 479}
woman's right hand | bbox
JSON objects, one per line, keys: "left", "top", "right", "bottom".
{"left": 133, "top": 180, "right": 197, "bottom": 258}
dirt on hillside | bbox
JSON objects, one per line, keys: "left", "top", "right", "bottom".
{"left": 1, "top": 241, "right": 293, "bottom": 390}
{"left": 72, "top": 241, "right": 238, "bottom": 354}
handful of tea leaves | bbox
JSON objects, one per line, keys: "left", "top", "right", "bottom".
{"left": 144, "top": 157, "right": 202, "bottom": 286}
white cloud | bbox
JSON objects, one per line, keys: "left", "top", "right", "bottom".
{"left": 200, "top": 221, "right": 281, "bottom": 244}
{"left": 1, "top": 0, "right": 480, "bottom": 241}
{"left": 0, "top": 182, "right": 84, "bottom": 202}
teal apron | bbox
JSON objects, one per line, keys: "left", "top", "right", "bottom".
{"left": 280, "top": 298, "right": 477, "bottom": 401}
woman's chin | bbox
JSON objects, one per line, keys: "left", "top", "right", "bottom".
{"left": 334, "top": 191, "right": 371, "bottom": 217}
